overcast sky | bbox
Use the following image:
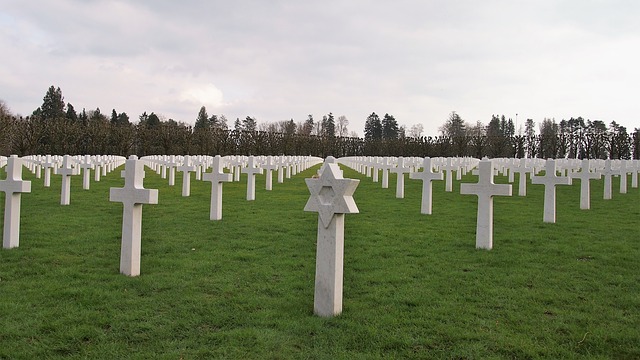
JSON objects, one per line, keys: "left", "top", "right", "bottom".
{"left": 1, "top": 0, "right": 639, "bottom": 136}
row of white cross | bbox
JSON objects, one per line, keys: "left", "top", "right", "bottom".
{"left": 337, "top": 156, "right": 639, "bottom": 250}
{"left": 0, "top": 154, "right": 323, "bottom": 277}
{"left": 141, "top": 154, "right": 314, "bottom": 200}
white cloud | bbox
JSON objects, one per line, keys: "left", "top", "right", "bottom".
{"left": 179, "top": 84, "right": 226, "bottom": 109}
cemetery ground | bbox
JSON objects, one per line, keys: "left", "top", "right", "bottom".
{"left": 0, "top": 161, "right": 638, "bottom": 359}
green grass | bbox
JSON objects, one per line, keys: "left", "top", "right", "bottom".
{"left": 0, "top": 161, "right": 639, "bottom": 359}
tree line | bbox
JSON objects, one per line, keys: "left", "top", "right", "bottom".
{"left": 0, "top": 87, "right": 637, "bottom": 159}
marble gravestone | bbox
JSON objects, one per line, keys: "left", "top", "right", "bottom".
{"left": 371, "top": 158, "right": 380, "bottom": 183}
{"left": 600, "top": 159, "right": 617, "bottom": 200}
{"left": 203, "top": 155, "right": 233, "bottom": 220}
{"left": 304, "top": 156, "right": 359, "bottom": 317}
{"left": 262, "top": 156, "right": 278, "bottom": 191}
{"left": 242, "top": 156, "right": 263, "bottom": 201}
{"left": 379, "top": 158, "right": 393, "bottom": 189}
{"left": 440, "top": 158, "right": 457, "bottom": 192}
{"left": 178, "top": 155, "right": 197, "bottom": 197}
{"left": 109, "top": 155, "right": 159, "bottom": 277}
{"left": 0, "top": 155, "right": 32, "bottom": 249}
{"left": 460, "top": 159, "right": 512, "bottom": 250}
{"left": 58, "top": 155, "right": 77, "bottom": 205}
{"left": 41, "top": 155, "right": 56, "bottom": 188}
{"left": 619, "top": 160, "right": 629, "bottom": 194}
{"left": 512, "top": 159, "right": 533, "bottom": 196}
{"left": 390, "top": 157, "right": 411, "bottom": 199}
{"left": 79, "top": 155, "right": 94, "bottom": 190}
{"left": 570, "top": 159, "right": 600, "bottom": 210}
{"left": 531, "top": 159, "right": 570, "bottom": 223}
{"left": 409, "top": 157, "right": 443, "bottom": 214}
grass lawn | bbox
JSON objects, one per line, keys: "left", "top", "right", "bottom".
{"left": 1, "top": 159, "right": 639, "bottom": 359}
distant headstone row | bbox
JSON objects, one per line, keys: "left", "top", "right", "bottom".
{"left": 1, "top": 154, "right": 323, "bottom": 274}
{"left": 338, "top": 156, "right": 639, "bottom": 249}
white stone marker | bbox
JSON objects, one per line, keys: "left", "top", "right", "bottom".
{"left": 372, "top": 158, "right": 380, "bottom": 183}
{"left": 58, "top": 155, "right": 76, "bottom": 205}
{"left": 1, "top": 155, "right": 32, "bottom": 249}
{"left": 619, "top": 160, "right": 629, "bottom": 194}
{"left": 160, "top": 156, "right": 168, "bottom": 179}
{"left": 441, "top": 158, "right": 457, "bottom": 192}
{"left": 168, "top": 155, "right": 177, "bottom": 186}
{"left": 203, "top": 155, "right": 233, "bottom": 220}
{"left": 600, "top": 159, "right": 617, "bottom": 200}
{"left": 460, "top": 159, "right": 512, "bottom": 250}
{"left": 262, "top": 156, "right": 278, "bottom": 191}
{"left": 277, "top": 157, "right": 286, "bottom": 184}
{"left": 379, "top": 158, "right": 393, "bottom": 189}
{"left": 242, "top": 156, "right": 263, "bottom": 201}
{"left": 79, "top": 155, "right": 94, "bottom": 190}
{"left": 304, "top": 156, "right": 359, "bottom": 317}
{"left": 194, "top": 156, "right": 203, "bottom": 181}
{"left": 178, "top": 155, "right": 196, "bottom": 197}
{"left": 512, "top": 159, "right": 532, "bottom": 196}
{"left": 94, "top": 156, "right": 102, "bottom": 182}
{"left": 42, "top": 155, "right": 55, "bottom": 187}
{"left": 390, "top": 157, "right": 411, "bottom": 199}
{"left": 570, "top": 159, "right": 601, "bottom": 210}
{"left": 409, "top": 157, "right": 444, "bottom": 214}
{"left": 531, "top": 159, "right": 570, "bottom": 223}
{"left": 34, "top": 158, "right": 42, "bottom": 179}
{"left": 109, "top": 155, "right": 159, "bottom": 277}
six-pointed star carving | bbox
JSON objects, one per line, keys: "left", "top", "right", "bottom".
{"left": 305, "top": 162, "right": 359, "bottom": 228}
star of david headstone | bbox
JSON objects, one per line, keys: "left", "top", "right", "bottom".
{"left": 305, "top": 161, "right": 359, "bottom": 228}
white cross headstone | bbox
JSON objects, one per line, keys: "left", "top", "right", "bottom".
{"left": 94, "top": 156, "right": 103, "bottom": 182}
{"left": 570, "top": 159, "right": 601, "bottom": 210}
{"left": 41, "top": 155, "right": 55, "bottom": 187}
{"left": 441, "top": 158, "right": 457, "bottom": 192}
{"left": 242, "top": 156, "right": 263, "bottom": 201}
{"left": 286, "top": 158, "right": 293, "bottom": 179}
{"left": 531, "top": 159, "right": 570, "bottom": 223}
{"left": 194, "top": 156, "right": 203, "bottom": 181}
{"left": 409, "top": 157, "right": 444, "bottom": 214}
{"left": 630, "top": 160, "right": 638, "bottom": 188}
{"left": 619, "top": 160, "right": 630, "bottom": 194}
{"left": 228, "top": 157, "right": 242, "bottom": 182}
{"left": 277, "top": 157, "right": 286, "bottom": 184}
{"left": 33, "top": 157, "right": 42, "bottom": 179}
{"left": 1, "top": 155, "right": 32, "bottom": 249}
{"left": 109, "top": 155, "right": 159, "bottom": 277}
{"left": 167, "top": 155, "right": 177, "bottom": 186}
{"left": 390, "top": 157, "right": 411, "bottom": 199}
{"left": 600, "top": 159, "right": 617, "bottom": 200}
{"left": 58, "top": 155, "right": 77, "bottom": 205}
{"left": 178, "top": 155, "right": 197, "bottom": 197}
{"left": 379, "top": 158, "right": 393, "bottom": 189}
{"left": 512, "top": 159, "right": 533, "bottom": 196}
{"left": 262, "top": 156, "right": 278, "bottom": 191}
{"left": 160, "top": 156, "right": 168, "bottom": 179}
{"left": 304, "top": 156, "right": 359, "bottom": 317}
{"left": 460, "top": 159, "right": 512, "bottom": 250}
{"left": 79, "top": 155, "right": 94, "bottom": 190}
{"left": 371, "top": 158, "right": 380, "bottom": 183}
{"left": 203, "top": 155, "right": 233, "bottom": 220}
{"left": 101, "top": 157, "right": 109, "bottom": 176}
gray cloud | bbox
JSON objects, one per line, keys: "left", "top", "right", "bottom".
{"left": 1, "top": 0, "right": 638, "bottom": 136}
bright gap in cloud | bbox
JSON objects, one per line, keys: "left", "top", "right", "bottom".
{"left": 179, "top": 83, "right": 225, "bottom": 109}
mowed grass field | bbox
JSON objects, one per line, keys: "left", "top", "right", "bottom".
{"left": 1, "top": 159, "right": 638, "bottom": 359}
